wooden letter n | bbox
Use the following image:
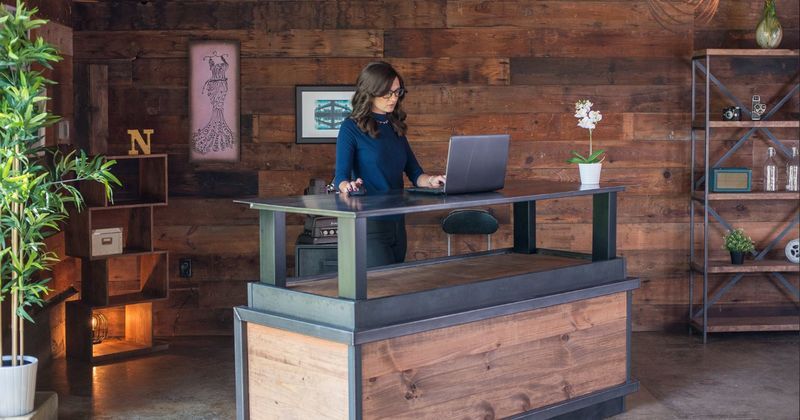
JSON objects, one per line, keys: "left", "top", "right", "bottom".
{"left": 127, "top": 129, "right": 153, "bottom": 155}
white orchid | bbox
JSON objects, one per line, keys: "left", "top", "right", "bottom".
{"left": 568, "top": 99, "right": 605, "bottom": 164}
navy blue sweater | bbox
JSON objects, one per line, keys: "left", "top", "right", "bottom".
{"left": 334, "top": 113, "right": 424, "bottom": 193}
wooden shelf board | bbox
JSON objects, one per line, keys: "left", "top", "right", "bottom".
{"left": 690, "top": 316, "right": 799, "bottom": 332}
{"left": 289, "top": 252, "right": 590, "bottom": 299}
{"left": 692, "top": 120, "right": 800, "bottom": 129}
{"left": 692, "top": 191, "right": 800, "bottom": 202}
{"left": 89, "top": 201, "right": 167, "bottom": 210}
{"left": 693, "top": 49, "right": 799, "bottom": 58}
{"left": 91, "top": 338, "right": 169, "bottom": 363}
{"left": 105, "top": 153, "right": 168, "bottom": 160}
{"left": 31, "top": 286, "right": 79, "bottom": 317}
{"left": 89, "top": 248, "right": 167, "bottom": 261}
{"left": 691, "top": 260, "right": 800, "bottom": 274}
{"left": 690, "top": 305, "right": 799, "bottom": 333}
{"left": 101, "top": 292, "right": 167, "bottom": 308}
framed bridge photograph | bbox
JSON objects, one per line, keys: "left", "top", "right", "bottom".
{"left": 296, "top": 85, "right": 355, "bottom": 144}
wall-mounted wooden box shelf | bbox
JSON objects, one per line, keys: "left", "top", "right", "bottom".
{"left": 82, "top": 250, "right": 168, "bottom": 307}
{"left": 66, "top": 301, "right": 168, "bottom": 364}
{"left": 80, "top": 154, "right": 167, "bottom": 207}
{"left": 66, "top": 206, "right": 154, "bottom": 258}
{"left": 65, "top": 154, "right": 169, "bottom": 363}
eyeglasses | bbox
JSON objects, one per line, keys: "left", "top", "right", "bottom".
{"left": 379, "top": 88, "right": 406, "bottom": 100}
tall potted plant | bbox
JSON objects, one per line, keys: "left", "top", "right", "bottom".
{"left": 1, "top": 1, "right": 118, "bottom": 416}
{"left": 567, "top": 99, "right": 605, "bottom": 185}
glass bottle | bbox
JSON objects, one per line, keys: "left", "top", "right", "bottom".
{"left": 787, "top": 146, "right": 799, "bottom": 192}
{"left": 763, "top": 147, "right": 778, "bottom": 192}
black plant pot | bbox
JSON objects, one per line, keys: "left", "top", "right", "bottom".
{"left": 730, "top": 251, "right": 745, "bottom": 265}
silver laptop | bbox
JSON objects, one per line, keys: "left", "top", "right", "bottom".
{"left": 407, "top": 134, "right": 510, "bottom": 195}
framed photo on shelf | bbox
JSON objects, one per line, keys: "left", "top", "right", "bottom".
{"left": 296, "top": 86, "right": 355, "bottom": 144}
{"left": 189, "top": 40, "right": 240, "bottom": 162}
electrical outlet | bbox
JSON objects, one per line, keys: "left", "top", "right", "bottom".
{"left": 57, "top": 120, "right": 70, "bottom": 143}
{"left": 179, "top": 258, "right": 192, "bottom": 278}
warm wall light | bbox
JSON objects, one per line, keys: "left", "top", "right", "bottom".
{"left": 91, "top": 313, "right": 108, "bottom": 344}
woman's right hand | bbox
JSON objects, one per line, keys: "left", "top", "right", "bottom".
{"left": 338, "top": 178, "right": 364, "bottom": 195}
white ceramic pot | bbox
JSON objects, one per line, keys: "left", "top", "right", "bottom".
{"left": 578, "top": 163, "right": 602, "bottom": 185}
{"left": 0, "top": 355, "right": 38, "bottom": 417}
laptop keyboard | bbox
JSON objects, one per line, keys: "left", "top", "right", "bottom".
{"left": 406, "top": 186, "right": 445, "bottom": 194}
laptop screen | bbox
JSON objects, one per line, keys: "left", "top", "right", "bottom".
{"left": 442, "top": 134, "right": 510, "bottom": 194}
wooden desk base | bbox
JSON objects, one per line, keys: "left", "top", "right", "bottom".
{"left": 244, "top": 293, "right": 629, "bottom": 419}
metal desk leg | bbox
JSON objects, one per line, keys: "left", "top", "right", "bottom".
{"left": 338, "top": 217, "right": 367, "bottom": 300}
{"left": 593, "top": 192, "right": 617, "bottom": 261}
{"left": 259, "top": 210, "right": 286, "bottom": 287}
{"left": 234, "top": 309, "right": 249, "bottom": 420}
{"left": 513, "top": 201, "right": 537, "bottom": 254}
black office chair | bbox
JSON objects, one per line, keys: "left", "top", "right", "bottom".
{"left": 441, "top": 209, "right": 499, "bottom": 256}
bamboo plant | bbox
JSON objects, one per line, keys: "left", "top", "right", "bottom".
{"left": 1, "top": 1, "right": 119, "bottom": 366}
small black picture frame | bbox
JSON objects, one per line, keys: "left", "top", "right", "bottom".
{"left": 296, "top": 85, "right": 355, "bottom": 144}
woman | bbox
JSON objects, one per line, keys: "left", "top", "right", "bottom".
{"left": 334, "top": 61, "right": 445, "bottom": 266}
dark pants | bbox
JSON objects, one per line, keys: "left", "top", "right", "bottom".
{"left": 366, "top": 217, "right": 406, "bottom": 267}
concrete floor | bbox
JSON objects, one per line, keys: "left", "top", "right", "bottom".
{"left": 38, "top": 332, "right": 799, "bottom": 419}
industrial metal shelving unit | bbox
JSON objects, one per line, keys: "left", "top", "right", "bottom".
{"left": 690, "top": 49, "right": 800, "bottom": 343}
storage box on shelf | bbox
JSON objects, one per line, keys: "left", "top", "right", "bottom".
{"left": 65, "top": 154, "right": 169, "bottom": 362}
{"left": 690, "top": 49, "right": 800, "bottom": 342}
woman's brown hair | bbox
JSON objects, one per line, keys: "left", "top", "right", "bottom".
{"left": 349, "top": 61, "right": 408, "bottom": 138}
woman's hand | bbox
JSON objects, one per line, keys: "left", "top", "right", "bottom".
{"left": 418, "top": 174, "right": 446, "bottom": 188}
{"left": 338, "top": 178, "right": 364, "bottom": 195}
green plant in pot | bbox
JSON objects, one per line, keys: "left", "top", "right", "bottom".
{"left": 567, "top": 99, "right": 605, "bottom": 185}
{"left": 0, "top": 1, "right": 119, "bottom": 416}
{"left": 722, "top": 228, "right": 756, "bottom": 265}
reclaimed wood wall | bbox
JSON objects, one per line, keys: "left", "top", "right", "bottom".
{"left": 66, "top": 0, "right": 800, "bottom": 335}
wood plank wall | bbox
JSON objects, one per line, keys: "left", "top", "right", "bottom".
{"left": 68, "top": 0, "right": 800, "bottom": 335}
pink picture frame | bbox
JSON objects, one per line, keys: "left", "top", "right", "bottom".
{"left": 189, "top": 40, "right": 240, "bottom": 162}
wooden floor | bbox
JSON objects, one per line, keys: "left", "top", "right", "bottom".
{"left": 289, "top": 252, "right": 589, "bottom": 298}
{"left": 36, "top": 333, "right": 800, "bottom": 419}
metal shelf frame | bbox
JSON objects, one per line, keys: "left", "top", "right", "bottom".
{"left": 689, "top": 50, "right": 800, "bottom": 343}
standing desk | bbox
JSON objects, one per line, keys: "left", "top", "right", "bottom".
{"left": 234, "top": 181, "right": 639, "bottom": 419}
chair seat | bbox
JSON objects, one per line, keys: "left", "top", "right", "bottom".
{"left": 441, "top": 209, "right": 499, "bottom": 235}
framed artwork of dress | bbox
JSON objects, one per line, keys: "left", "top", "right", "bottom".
{"left": 189, "top": 40, "right": 240, "bottom": 162}
{"left": 296, "top": 86, "right": 355, "bottom": 144}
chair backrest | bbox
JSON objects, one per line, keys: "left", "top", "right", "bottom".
{"left": 441, "top": 209, "right": 499, "bottom": 235}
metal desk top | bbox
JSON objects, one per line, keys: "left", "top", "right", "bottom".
{"left": 236, "top": 181, "right": 625, "bottom": 218}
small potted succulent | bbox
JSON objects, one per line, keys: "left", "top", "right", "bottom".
{"left": 567, "top": 99, "right": 605, "bottom": 185}
{"left": 722, "top": 228, "right": 756, "bottom": 265}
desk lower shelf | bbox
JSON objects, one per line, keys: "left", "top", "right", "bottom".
{"left": 251, "top": 250, "right": 631, "bottom": 333}
{"left": 289, "top": 251, "right": 591, "bottom": 299}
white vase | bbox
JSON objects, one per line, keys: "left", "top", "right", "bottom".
{"left": 578, "top": 163, "right": 602, "bottom": 185}
{"left": 0, "top": 355, "right": 38, "bottom": 417}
